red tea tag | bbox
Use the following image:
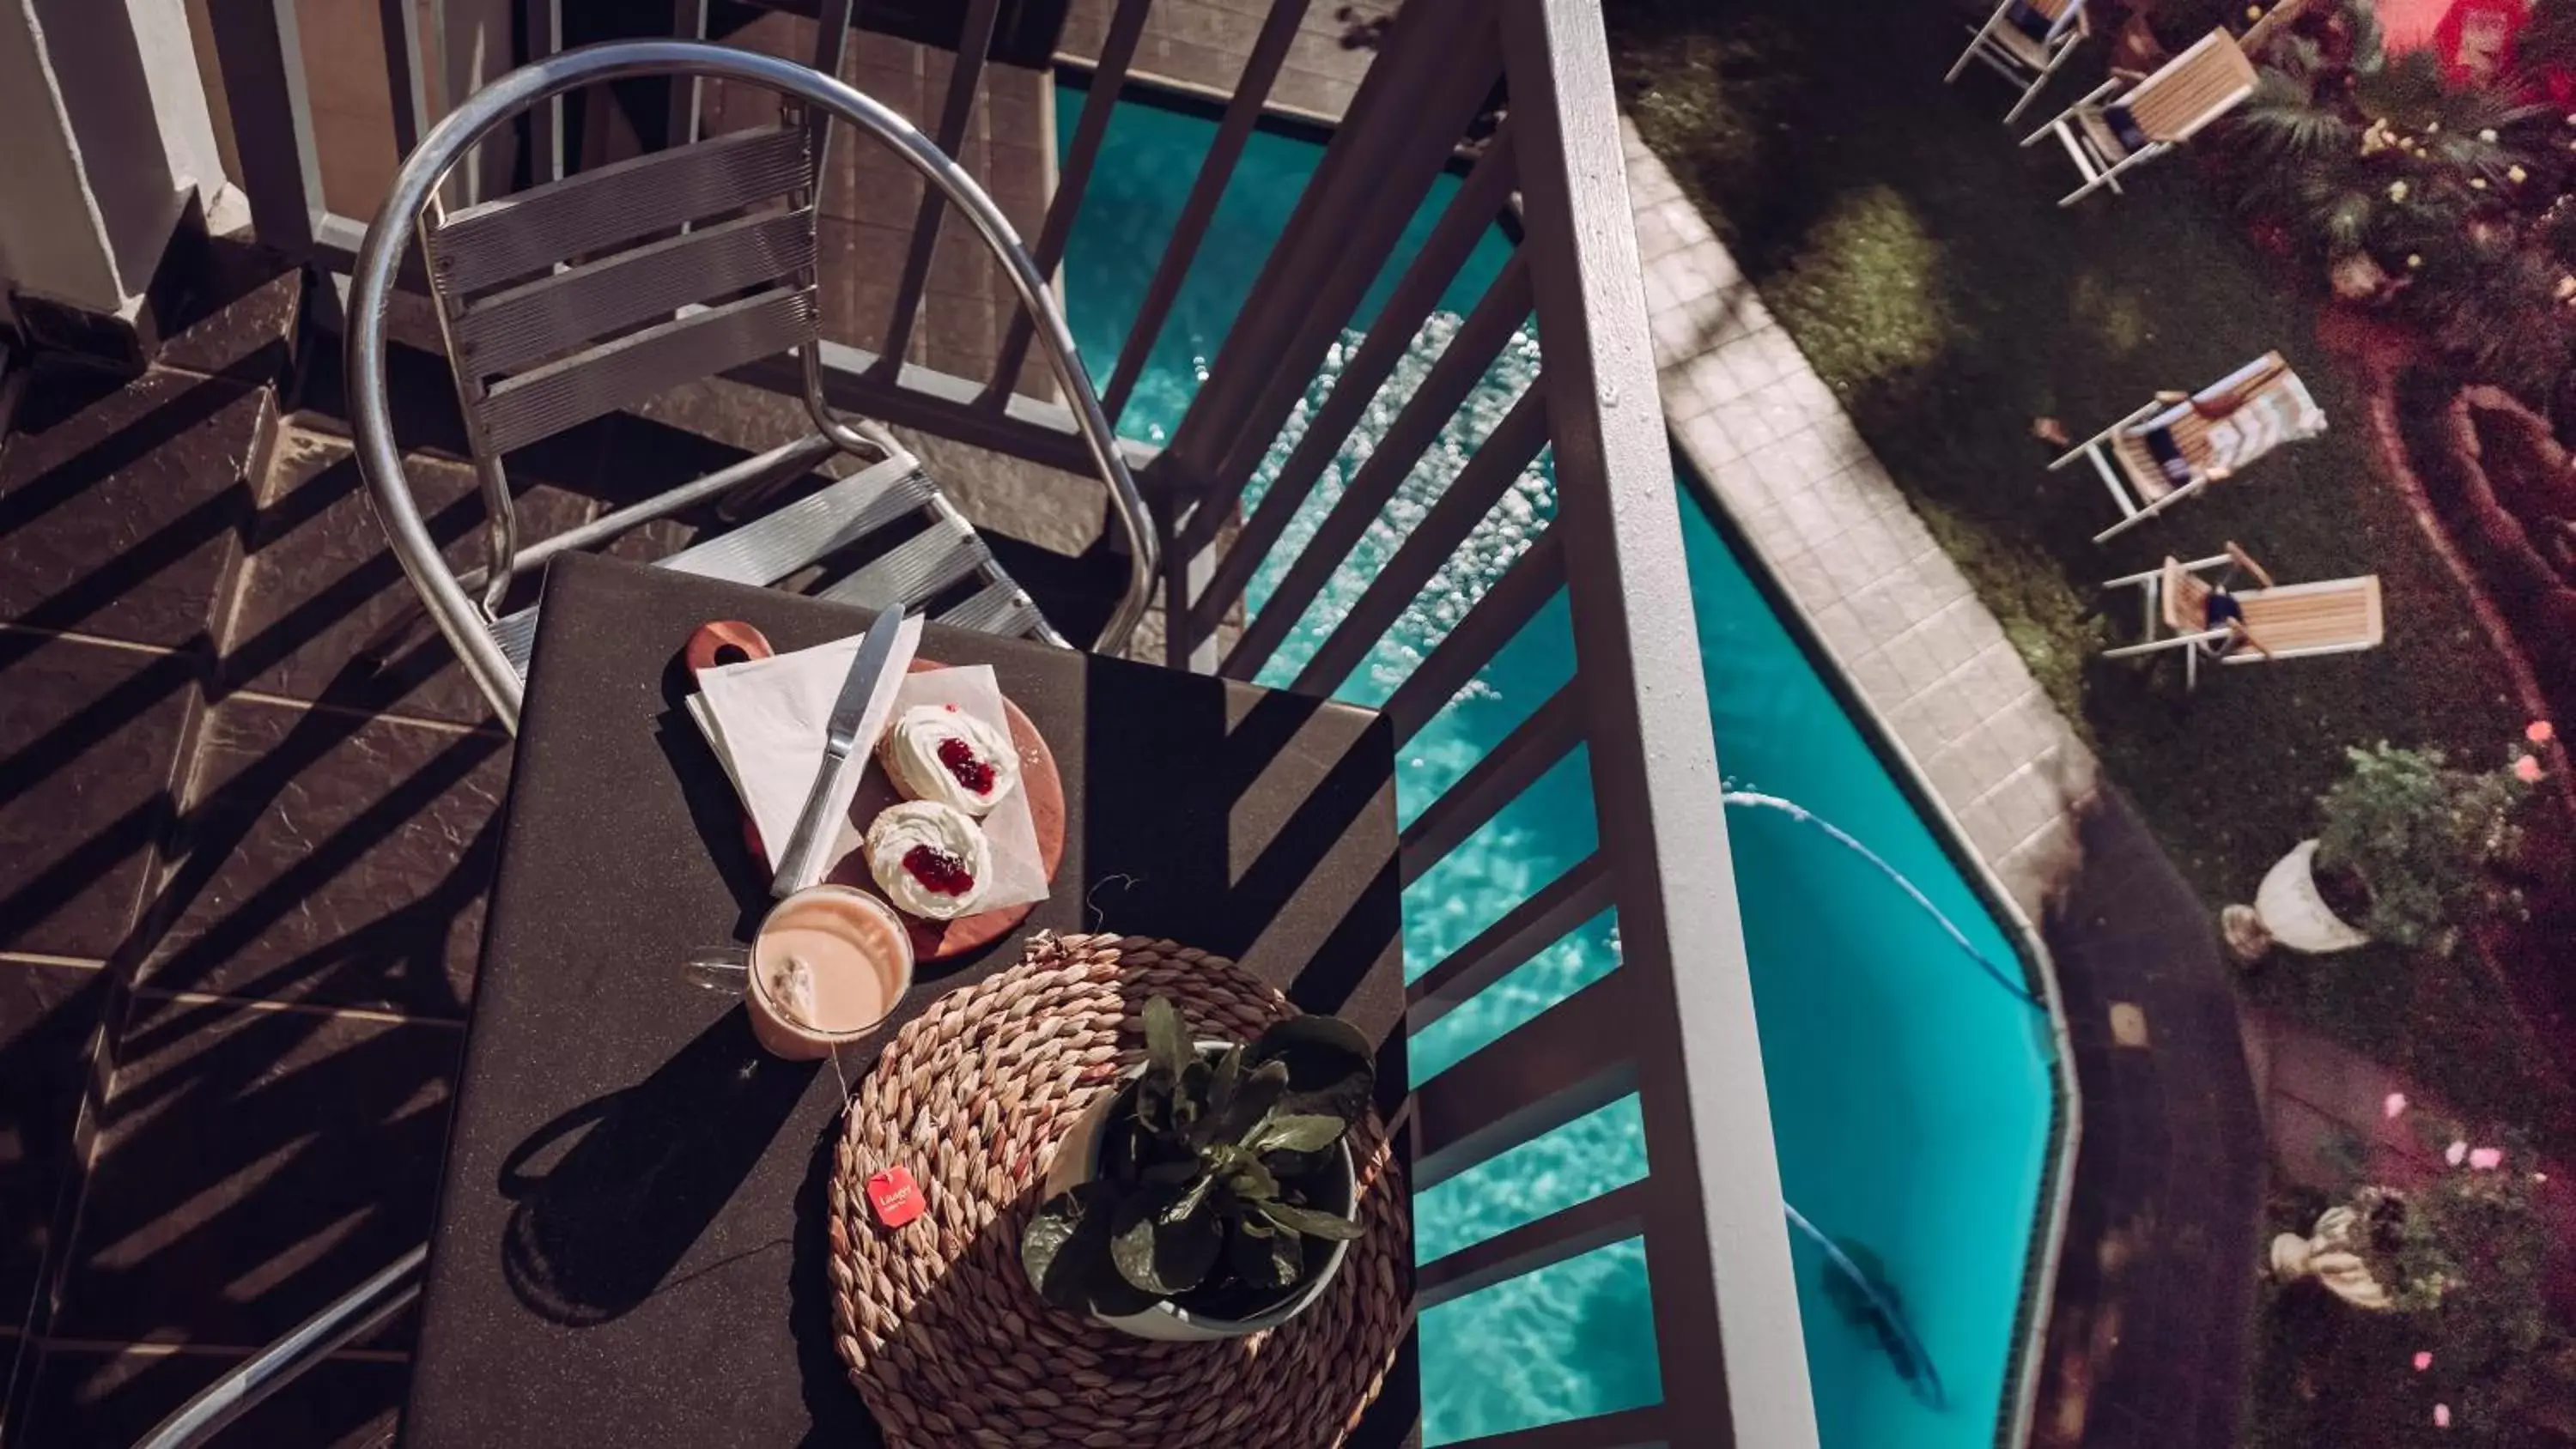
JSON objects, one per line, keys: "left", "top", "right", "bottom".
{"left": 866, "top": 1167, "right": 925, "bottom": 1228}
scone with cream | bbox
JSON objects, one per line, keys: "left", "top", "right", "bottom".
{"left": 878, "top": 704, "right": 1021, "bottom": 816}
{"left": 865, "top": 800, "right": 992, "bottom": 919}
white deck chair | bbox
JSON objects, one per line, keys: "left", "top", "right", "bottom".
{"left": 2050, "top": 352, "right": 2325, "bottom": 543}
{"left": 2024, "top": 29, "right": 2256, "bottom": 206}
{"left": 1948, "top": 0, "right": 2092, "bottom": 124}
{"left": 2102, "top": 544, "right": 2384, "bottom": 689}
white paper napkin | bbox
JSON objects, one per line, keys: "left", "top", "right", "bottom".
{"left": 686, "top": 625, "right": 1049, "bottom": 911}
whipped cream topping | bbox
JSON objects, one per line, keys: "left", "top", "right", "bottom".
{"left": 878, "top": 704, "right": 1021, "bottom": 816}
{"left": 865, "top": 800, "right": 993, "bottom": 920}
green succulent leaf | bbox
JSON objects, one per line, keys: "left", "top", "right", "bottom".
{"left": 1199, "top": 1060, "right": 1289, "bottom": 1149}
{"left": 1133, "top": 1076, "right": 1171, "bottom": 1137}
{"left": 1207, "top": 1045, "right": 1243, "bottom": 1113}
{"left": 1243, "top": 1015, "right": 1376, "bottom": 1123}
{"left": 1142, "top": 997, "right": 1194, "bottom": 1086}
{"left": 1255, "top": 1198, "right": 1364, "bottom": 1242}
{"left": 1168, "top": 1170, "right": 1218, "bottom": 1225}
{"left": 1224, "top": 1155, "right": 1280, "bottom": 1203}
{"left": 1228, "top": 1217, "right": 1304, "bottom": 1290}
{"left": 1024, "top": 1183, "right": 1166, "bottom": 1315}
{"left": 1249, "top": 1113, "right": 1351, "bottom": 1155}
{"left": 1112, "top": 1185, "right": 1224, "bottom": 1294}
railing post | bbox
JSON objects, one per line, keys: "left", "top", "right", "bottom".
{"left": 1499, "top": 0, "right": 1820, "bottom": 1444}
{"left": 204, "top": 0, "right": 322, "bottom": 255}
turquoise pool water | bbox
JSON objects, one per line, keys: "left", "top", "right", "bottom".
{"left": 1054, "top": 83, "right": 2058, "bottom": 1446}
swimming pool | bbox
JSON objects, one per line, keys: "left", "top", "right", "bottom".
{"left": 1053, "top": 81, "right": 2063, "bottom": 1447}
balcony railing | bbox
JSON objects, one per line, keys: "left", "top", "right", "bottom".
{"left": 194, "top": 0, "right": 1821, "bottom": 1442}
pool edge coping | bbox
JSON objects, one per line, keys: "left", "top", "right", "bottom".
{"left": 1620, "top": 121, "right": 2084, "bottom": 1449}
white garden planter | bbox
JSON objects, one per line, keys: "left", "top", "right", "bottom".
{"left": 2251, "top": 839, "right": 2372, "bottom": 955}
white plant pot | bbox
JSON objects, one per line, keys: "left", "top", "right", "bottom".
{"left": 2251, "top": 839, "right": 2372, "bottom": 955}
{"left": 1039, "top": 1046, "right": 1358, "bottom": 1342}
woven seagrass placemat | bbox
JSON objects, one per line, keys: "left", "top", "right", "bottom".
{"left": 827, "top": 932, "right": 1410, "bottom": 1448}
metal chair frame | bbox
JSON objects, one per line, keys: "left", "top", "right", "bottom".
{"left": 132, "top": 39, "right": 1158, "bottom": 1446}
{"left": 349, "top": 40, "right": 1157, "bottom": 736}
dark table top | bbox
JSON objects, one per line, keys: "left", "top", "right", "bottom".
{"left": 402, "top": 552, "right": 1412, "bottom": 1447}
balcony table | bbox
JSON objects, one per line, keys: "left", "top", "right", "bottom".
{"left": 400, "top": 551, "right": 1413, "bottom": 1446}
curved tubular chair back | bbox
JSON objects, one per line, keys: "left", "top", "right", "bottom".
{"left": 348, "top": 40, "right": 1156, "bottom": 733}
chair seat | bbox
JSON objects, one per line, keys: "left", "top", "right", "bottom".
{"left": 2075, "top": 106, "right": 2135, "bottom": 165}
{"left": 1987, "top": 21, "right": 2058, "bottom": 70}
{"left": 489, "top": 448, "right": 1051, "bottom": 676}
{"left": 2108, "top": 430, "right": 2179, "bottom": 500}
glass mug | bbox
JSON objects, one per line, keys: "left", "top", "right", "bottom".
{"left": 690, "top": 885, "right": 914, "bottom": 1059}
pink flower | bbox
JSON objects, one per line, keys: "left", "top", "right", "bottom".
{"left": 2415, "top": 1350, "right": 2434, "bottom": 1371}
{"left": 2447, "top": 1139, "right": 2470, "bottom": 1166}
{"left": 2530, "top": 720, "right": 2557, "bottom": 743}
{"left": 2515, "top": 755, "right": 2544, "bottom": 783}
{"left": 2435, "top": 1404, "right": 2453, "bottom": 1428}
{"left": 2470, "top": 1147, "right": 2505, "bottom": 1170}
{"left": 2384, "top": 1091, "right": 2409, "bottom": 1119}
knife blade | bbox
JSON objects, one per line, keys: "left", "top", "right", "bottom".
{"left": 770, "top": 603, "right": 907, "bottom": 897}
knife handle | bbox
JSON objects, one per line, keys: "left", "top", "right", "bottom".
{"left": 772, "top": 743, "right": 851, "bottom": 898}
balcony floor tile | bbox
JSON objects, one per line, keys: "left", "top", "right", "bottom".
{"left": 0, "top": 631, "right": 203, "bottom": 961}
{"left": 50, "top": 992, "right": 457, "bottom": 1348}
{"left": 0, "top": 961, "right": 109, "bottom": 1336}
{"left": 0, "top": 367, "right": 267, "bottom": 649}
{"left": 137, "top": 698, "right": 508, "bottom": 1018}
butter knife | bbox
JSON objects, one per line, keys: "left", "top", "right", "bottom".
{"left": 771, "top": 603, "right": 907, "bottom": 898}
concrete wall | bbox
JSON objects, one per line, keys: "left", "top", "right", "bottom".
{"left": 0, "top": 0, "right": 227, "bottom": 324}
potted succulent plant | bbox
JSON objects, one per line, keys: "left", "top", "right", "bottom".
{"left": 1020, "top": 997, "right": 1374, "bottom": 1341}
{"left": 2227, "top": 736, "right": 2539, "bottom": 959}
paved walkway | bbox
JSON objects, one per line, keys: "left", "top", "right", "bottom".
{"left": 1619, "top": 124, "right": 2265, "bottom": 1449}
{"left": 1625, "top": 121, "right": 2097, "bottom": 925}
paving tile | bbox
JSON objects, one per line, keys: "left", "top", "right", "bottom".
{"left": 0, "top": 633, "right": 202, "bottom": 961}
{"left": 1779, "top": 491, "right": 1842, "bottom": 553}
{"left": 1773, "top": 552, "right": 1837, "bottom": 612}
{"left": 1631, "top": 206, "right": 1679, "bottom": 265}
{"left": 1640, "top": 264, "right": 1678, "bottom": 315}
{"left": 1917, "top": 676, "right": 1990, "bottom": 746}
{"left": 0, "top": 367, "right": 269, "bottom": 647}
{"left": 18, "top": 1345, "right": 408, "bottom": 1446}
{"left": 1678, "top": 409, "right": 1744, "bottom": 470}
{"left": 1842, "top": 515, "right": 1913, "bottom": 585}
{"left": 1880, "top": 694, "right": 1946, "bottom": 763}
{"left": 0, "top": 960, "right": 109, "bottom": 1334}
{"left": 1917, "top": 597, "right": 1987, "bottom": 674}
{"left": 216, "top": 428, "right": 593, "bottom": 727}
{"left": 1656, "top": 365, "right": 1713, "bottom": 424}
{"left": 1843, "top": 648, "right": 1907, "bottom": 709}
{"left": 52, "top": 992, "right": 457, "bottom": 1346}
{"left": 1808, "top": 600, "right": 1871, "bottom": 661}
{"left": 151, "top": 237, "right": 303, "bottom": 385}
{"left": 1814, "top": 537, "right": 1884, "bottom": 602}
{"left": 138, "top": 700, "right": 508, "bottom": 1017}
{"left": 1886, "top": 633, "right": 1957, "bottom": 696}
{"left": 1924, "top": 737, "right": 1994, "bottom": 807}
{"left": 1681, "top": 349, "right": 1741, "bottom": 411}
